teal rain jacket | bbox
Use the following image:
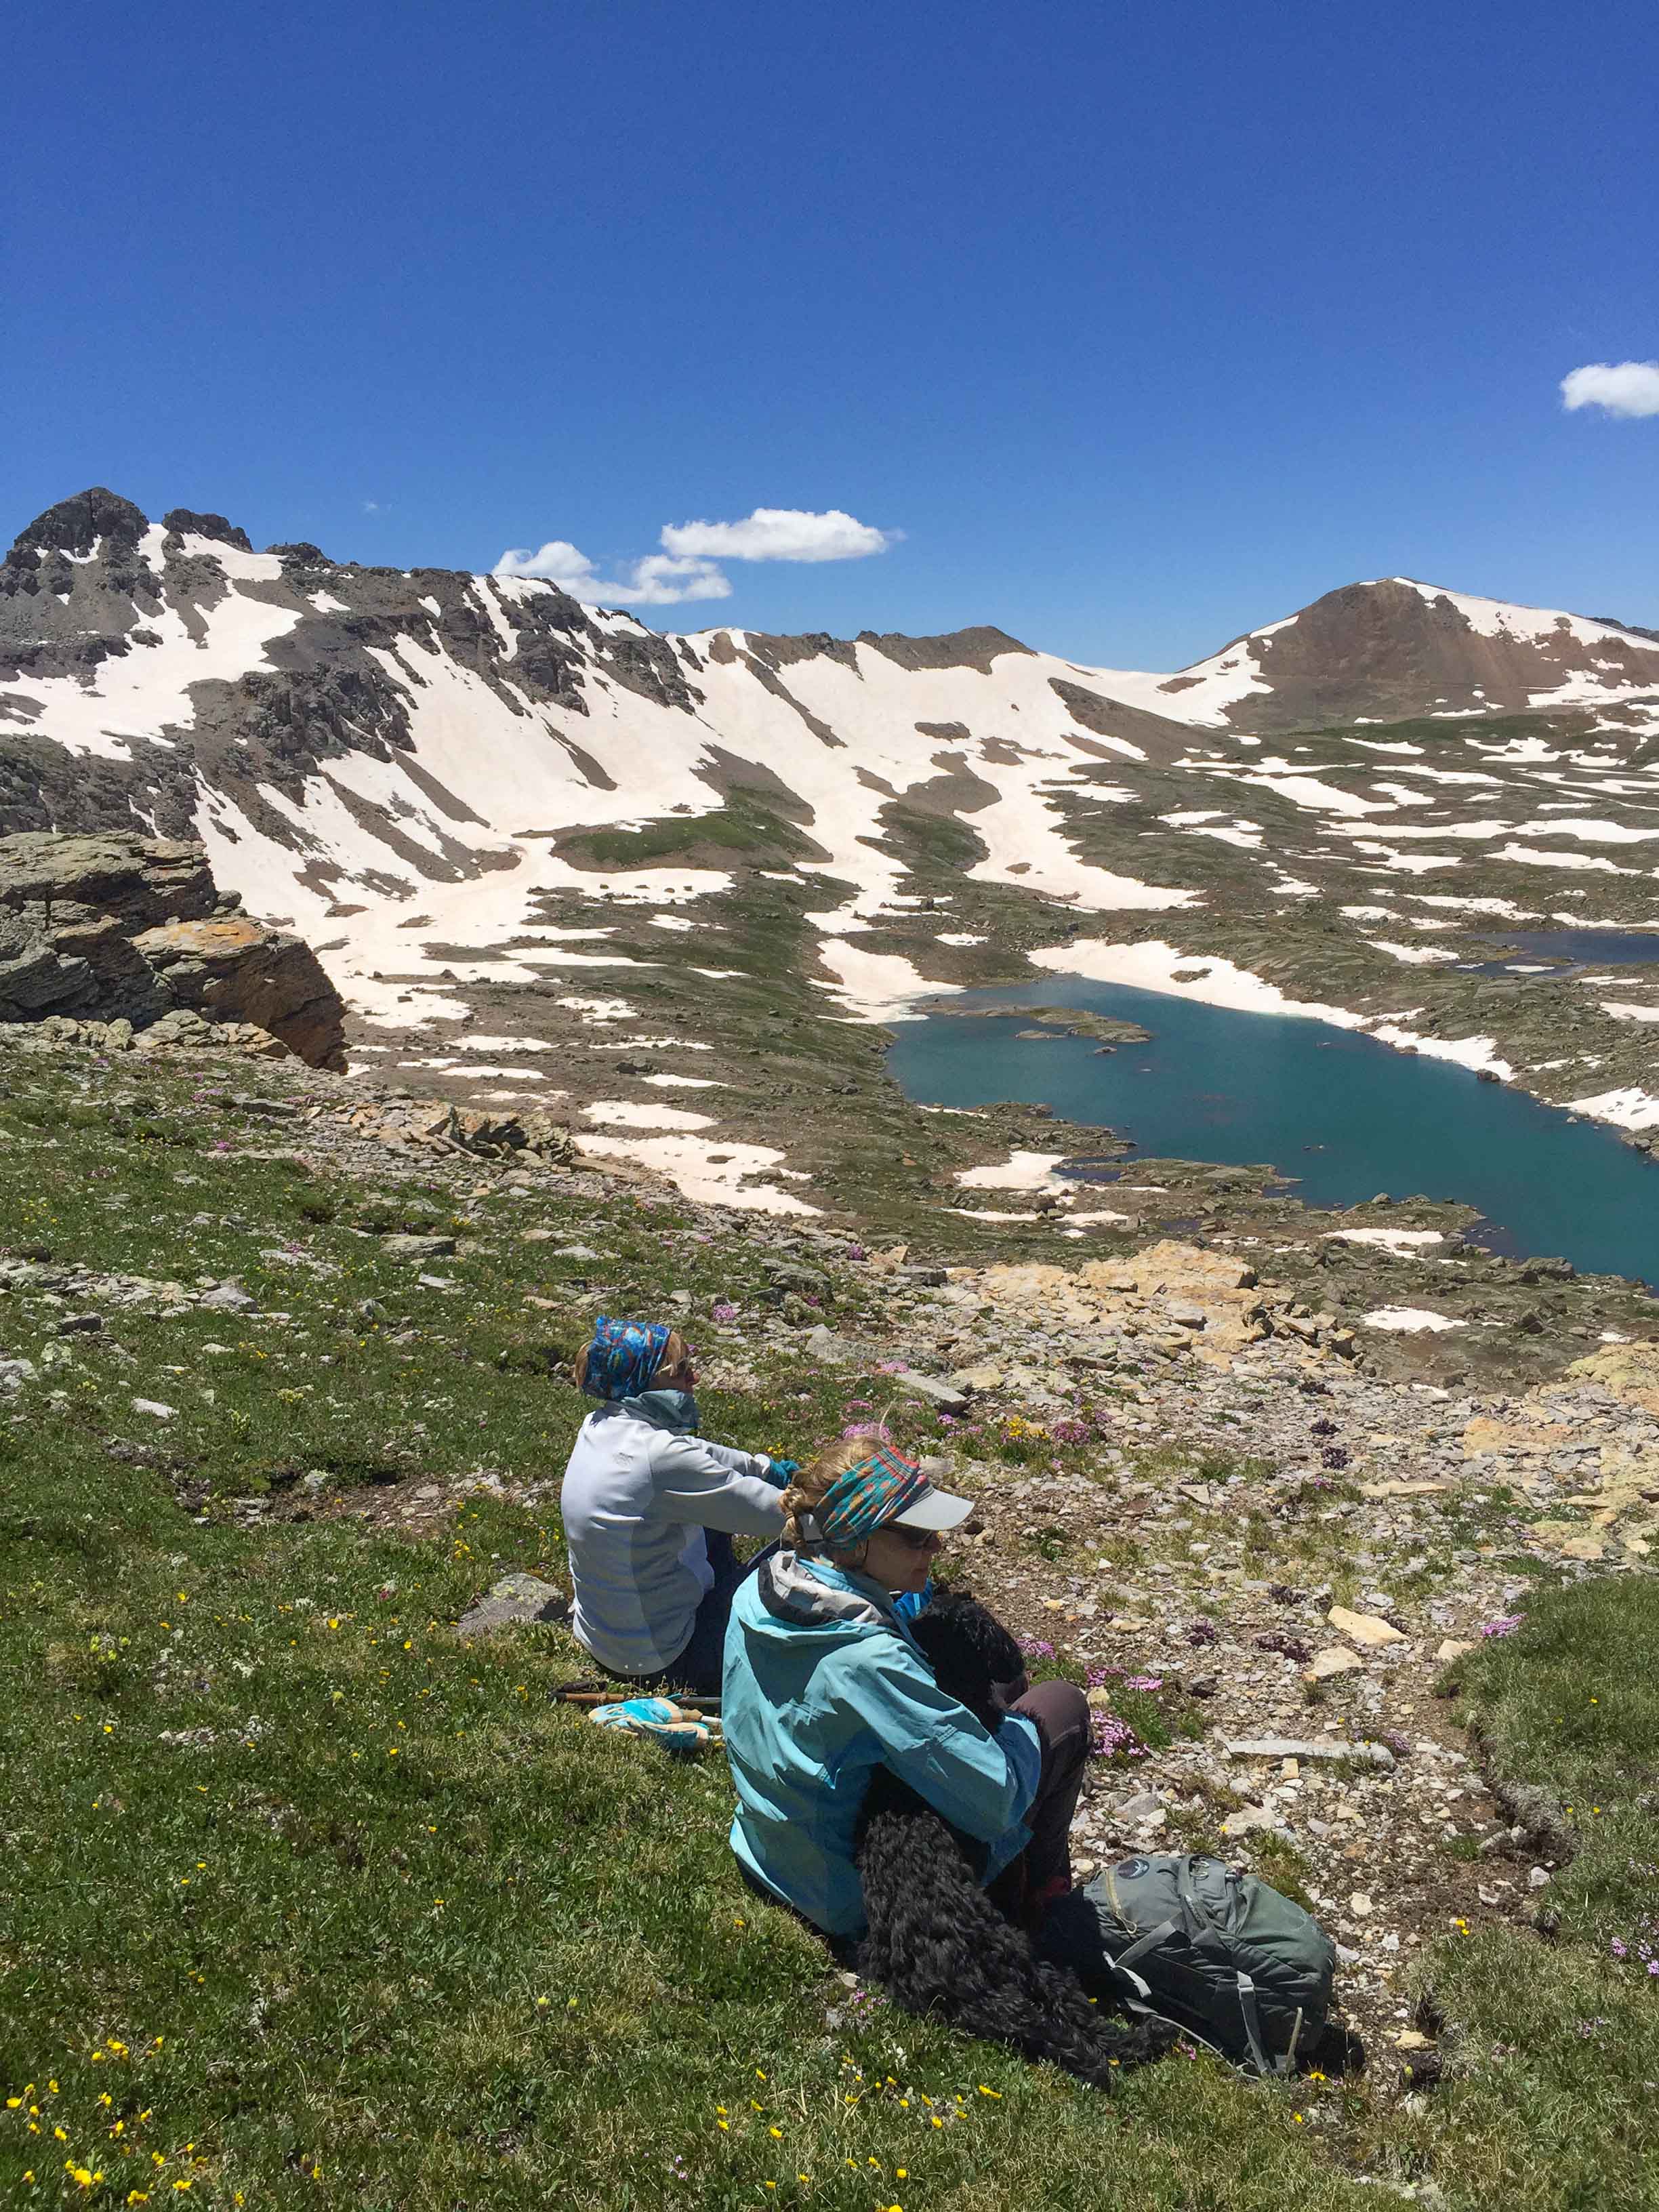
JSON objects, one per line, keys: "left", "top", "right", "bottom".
{"left": 722, "top": 1551, "right": 1040, "bottom": 1937}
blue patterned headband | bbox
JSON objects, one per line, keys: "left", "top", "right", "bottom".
{"left": 582, "top": 1315, "right": 673, "bottom": 1401}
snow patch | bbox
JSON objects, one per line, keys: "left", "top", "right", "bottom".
{"left": 1368, "top": 1026, "right": 1513, "bottom": 1080}
{"left": 1361, "top": 1307, "right": 1468, "bottom": 1333}
{"left": 575, "top": 1131, "right": 820, "bottom": 1215}
{"left": 812, "top": 940, "right": 960, "bottom": 1022}
{"left": 954, "top": 1150, "right": 1076, "bottom": 1191}
{"left": 1326, "top": 1228, "right": 1446, "bottom": 1252}
{"left": 1366, "top": 940, "right": 1460, "bottom": 966}
{"left": 583, "top": 1099, "right": 716, "bottom": 1130}
{"left": 1565, "top": 1086, "right": 1659, "bottom": 1130}
{"left": 1031, "top": 939, "right": 1365, "bottom": 1026}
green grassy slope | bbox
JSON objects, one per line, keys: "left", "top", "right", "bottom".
{"left": 0, "top": 1051, "right": 1652, "bottom": 2209}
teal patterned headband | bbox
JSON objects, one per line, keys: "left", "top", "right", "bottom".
{"left": 808, "top": 1445, "right": 928, "bottom": 1550}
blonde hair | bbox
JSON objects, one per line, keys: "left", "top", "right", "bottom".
{"left": 779, "top": 1430, "right": 894, "bottom": 1555}
{"left": 571, "top": 1327, "right": 691, "bottom": 1393}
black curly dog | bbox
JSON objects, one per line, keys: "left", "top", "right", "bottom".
{"left": 854, "top": 1591, "right": 1170, "bottom": 2087}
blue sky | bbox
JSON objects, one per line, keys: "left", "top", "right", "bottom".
{"left": 7, "top": 0, "right": 1657, "bottom": 667}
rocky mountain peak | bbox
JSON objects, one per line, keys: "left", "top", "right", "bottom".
{"left": 7, "top": 486, "right": 148, "bottom": 564}
{"left": 161, "top": 508, "right": 255, "bottom": 554}
{"left": 1150, "top": 574, "right": 1659, "bottom": 732}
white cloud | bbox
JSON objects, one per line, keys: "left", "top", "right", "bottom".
{"left": 1560, "top": 361, "right": 1659, "bottom": 419}
{"left": 493, "top": 541, "right": 732, "bottom": 605}
{"left": 493, "top": 501, "right": 896, "bottom": 607}
{"left": 659, "top": 506, "right": 896, "bottom": 562}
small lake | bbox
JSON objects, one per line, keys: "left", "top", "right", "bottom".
{"left": 886, "top": 975, "right": 1659, "bottom": 1287}
{"left": 1451, "top": 928, "right": 1659, "bottom": 980}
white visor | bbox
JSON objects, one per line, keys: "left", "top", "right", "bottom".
{"left": 888, "top": 1482, "right": 976, "bottom": 1533}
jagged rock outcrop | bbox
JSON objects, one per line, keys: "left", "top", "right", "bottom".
{"left": 341, "top": 1093, "right": 577, "bottom": 1164}
{"left": 0, "top": 832, "right": 346, "bottom": 1066}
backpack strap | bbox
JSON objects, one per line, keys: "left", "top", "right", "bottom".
{"left": 1111, "top": 1916, "right": 1181, "bottom": 1975}
{"left": 1234, "top": 1971, "right": 1292, "bottom": 2078}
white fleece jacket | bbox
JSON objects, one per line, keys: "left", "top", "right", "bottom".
{"left": 559, "top": 1398, "right": 785, "bottom": 1675}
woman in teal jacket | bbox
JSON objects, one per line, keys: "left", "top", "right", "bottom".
{"left": 721, "top": 1440, "right": 1090, "bottom": 1943}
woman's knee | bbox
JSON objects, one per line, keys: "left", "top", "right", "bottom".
{"left": 1016, "top": 1677, "right": 1091, "bottom": 1755}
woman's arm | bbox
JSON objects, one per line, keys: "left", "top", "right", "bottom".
{"left": 698, "top": 1437, "right": 778, "bottom": 1479}
{"left": 836, "top": 1642, "right": 1038, "bottom": 1842}
{"left": 651, "top": 1431, "right": 788, "bottom": 1536}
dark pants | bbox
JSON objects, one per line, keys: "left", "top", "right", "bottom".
{"left": 618, "top": 1532, "right": 765, "bottom": 1701}
{"left": 985, "top": 1677, "right": 1092, "bottom": 1927}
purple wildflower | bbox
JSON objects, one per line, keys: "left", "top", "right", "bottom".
{"left": 1479, "top": 1615, "right": 1524, "bottom": 1639}
{"left": 1018, "top": 1637, "right": 1055, "bottom": 1660}
{"left": 1185, "top": 1620, "right": 1219, "bottom": 1648}
{"left": 711, "top": 1300, "right": 739, "bottom": 1323}
{"left": 1320, "top": 1445, "right": 1350, "bottom": 1471}
{"left": 1123, "top": 1674, "right": 1164, "bottom": 1692}
{"left": 1091, "top": 1713, "right": 1148, "bottom": 1761}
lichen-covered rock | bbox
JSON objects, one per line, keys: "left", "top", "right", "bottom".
{"left": 130, "top": 914, "right": 343, "bottom": 1067}
{"left": 0, "top": 831, "right": 344, "bottom": 1067}
{"left": 1565, "top": 1342, "right": 1659, "bottom": 1415}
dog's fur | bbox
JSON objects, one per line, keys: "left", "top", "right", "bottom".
{"left": 853, "top": 1591, "right": 1169, "bottom": 2087}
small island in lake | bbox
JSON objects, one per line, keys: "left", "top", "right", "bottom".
{"left": 937, "top": 1003, "right": 1153, "bottom": 1046}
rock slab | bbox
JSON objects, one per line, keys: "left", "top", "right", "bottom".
{"left": 456, "top": 1572, "right": 569, "bottom": 1637}
{"left": 0, "top": 832, "right": 345, "bottom": 1067}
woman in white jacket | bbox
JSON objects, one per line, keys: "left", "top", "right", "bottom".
{"left": 559, "top": 1316, "right": 790, "bottom": 1696}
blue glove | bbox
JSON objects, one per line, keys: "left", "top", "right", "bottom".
{"left": 765, "top": 1458, "right": 800, "bottom": 1489}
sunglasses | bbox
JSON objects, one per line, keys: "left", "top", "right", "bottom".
{"left": 888, "top": 1523, "right": 943, "bottom": 1551}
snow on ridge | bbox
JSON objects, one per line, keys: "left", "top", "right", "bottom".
{"left": 9, "top": 584, "right": 304, "bottom": 763}
{"left": 1386, "top": 578, "right": 1659, "bottom": 652}
{"left": 172, "top": 533, "right": 287, "bottom": 583}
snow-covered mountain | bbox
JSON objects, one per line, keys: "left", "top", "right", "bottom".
{"left": 7, "top": 489, "right": 1659, "bottom": 1000}
{"left": 1100, "top": 576, "right": 1659, "bottom": 733}
{"left": 6, "top": 485, "right": 1659, "bottom": 1203}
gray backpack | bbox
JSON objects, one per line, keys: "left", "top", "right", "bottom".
{"left": 1038, "top": 1851, "right": 1361, "bottom": 2078}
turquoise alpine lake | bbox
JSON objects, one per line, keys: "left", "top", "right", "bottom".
{"left": 885, "top": 975, "right": 1659, "bottom": 1287}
